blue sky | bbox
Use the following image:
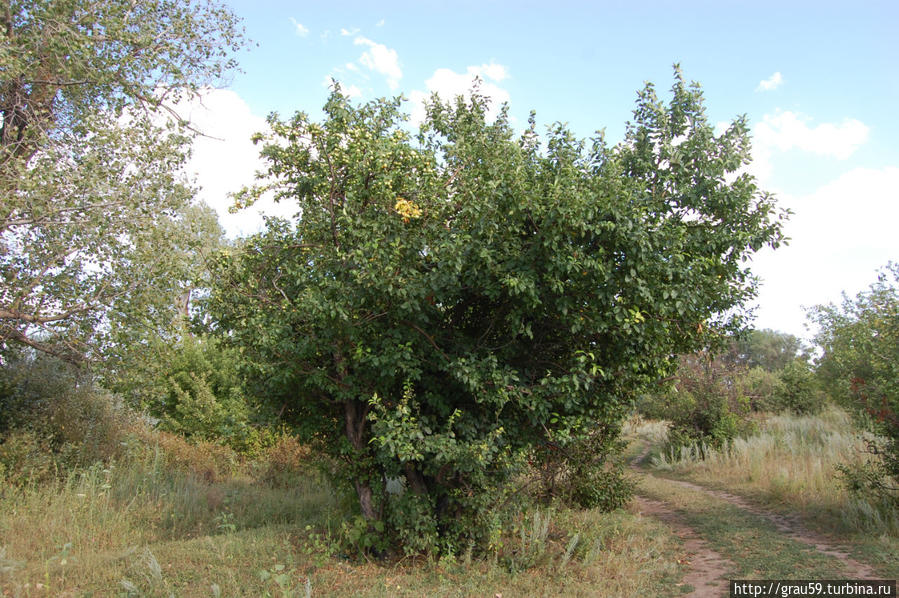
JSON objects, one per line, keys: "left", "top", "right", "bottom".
{"left": 183, "top": 0, "right": 899, "bottom": 341}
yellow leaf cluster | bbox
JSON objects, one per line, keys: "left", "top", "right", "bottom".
{"left": 394, "top": 197, "right": 422, "bottom": 222}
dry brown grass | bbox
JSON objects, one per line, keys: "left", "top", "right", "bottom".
{"left": 1, "top": 429, "right": 686, "bottom": 597}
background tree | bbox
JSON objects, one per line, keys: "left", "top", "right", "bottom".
{"left": 212, "top": 71, "right": 785, "bottom": 554}
{"left": 0, "top": 0, "right": 243, "bottom": 361}
{"left": 812, "top": 263, "right": 899, "bottom": 505}
{"left": 727, "top": 328, "right": 808, "bottom": 372}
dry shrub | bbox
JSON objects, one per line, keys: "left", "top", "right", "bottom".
{"left": 127, "top": 425, "right": 237, "bottom": 483}
{"left": 47, "top": 388, "right": 135, "bottom": 464}
{"left": 0, "top": 429, "right": 57, "bottom": 486}
{"left": 252, "top": 432, "right": 312, "bottom": 488}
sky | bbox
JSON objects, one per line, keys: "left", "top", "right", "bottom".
{"left": 182, "top": 0, "right": 899, "bottom": 342}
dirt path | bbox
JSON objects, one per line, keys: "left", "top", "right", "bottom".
{"left": 626, "top": 440, "right": 879, "bottom": 592}
{"left": 629, "top": 444, "right": 734, "bottom": 596}
{"left": 631, "top": 495, "right": 734, "bottom": 597}
{"left": 658, "top": 476, "right": 878, "bottom": 579}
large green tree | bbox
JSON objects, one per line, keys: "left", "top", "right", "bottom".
{"left": 0, "top": 0, "right": 242, "bottom": 360}
{"left": 212, "top": 72, "right": 785, "bottom": 553}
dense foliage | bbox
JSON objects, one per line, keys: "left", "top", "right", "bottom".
{"left": 639, "top": 326, "right": 821, "bottom": 422}
{"left": 113, "top": 334, "right": 266, "bottom": 453}
{"left": 0, "top": 0, "right": 243, "bottom": 361}
{"left": 0, "top": 350, "right": 133, "bottom": 482}
{"left": 774, "top": 359, "right": 824, "bottom": 415}
{"left": 813, "top": 263, "right": 899, "bottom": 505}
{"left": 211, "top": 71, "right": 785, "bottom": 554}
{"left": 659, "top": 352, "right": 755, "bottom": 460}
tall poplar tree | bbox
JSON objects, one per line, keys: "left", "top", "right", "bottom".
{"left": 0, "top": 0, "right": 243, "bottom": 360}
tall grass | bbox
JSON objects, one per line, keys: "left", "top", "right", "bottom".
{"left": 0, "top": 427, "right": 336, "bottom": 594}
{"left": 0, "top": 425, "right": 694, "bottom": 596}
{"left": 648, "top": 405, "right": 899, "bottom": 534}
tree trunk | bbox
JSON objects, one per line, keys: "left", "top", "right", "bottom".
{"left": 344, "top": 398, "right": 377, "bottom": 520}
{"left": 354, "top": 479, "right": 377, "bottom": 520}
{"left": 404, "top": 462, "right": 428, "bottom": 495}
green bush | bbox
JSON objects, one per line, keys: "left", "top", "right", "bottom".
{"left": 738, "top": 366, "right": 785, "bottom": 412}
{"left": 813, "top": 263, "right": 899, "bottom": 507}
{"left": 773, "top": 359, "right": 824, "bottom": 415}
{"left": 663, "top": 352, "right": 755, "bottom": 460}
{"left": 113, "top": 335, "right": 265, "bottom": 454}
{"left": 532, "top": 423, "right": 633, "bottom": 512}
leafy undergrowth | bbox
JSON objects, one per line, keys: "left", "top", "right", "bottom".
{"left": 0, "top": 435, "right": 687, "bottom": 597}
{"left": 627, "top": 406, "right": 899, "bottom": 578}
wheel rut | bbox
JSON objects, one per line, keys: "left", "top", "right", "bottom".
{"left": 630, "top": 444, "right": 734, "bottom": 596}
{"left": 631, "top": 494, "right": 734, "bottom": 597}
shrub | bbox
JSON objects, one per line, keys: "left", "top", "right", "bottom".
{"left": 251, "top": 431, "right": 312, "bottom": 489}
{"left": 126, "top": 426, "right": 237, "bottom": 483}
{"left": 663, "top": 352, "right": 755, "bottom": 460}
{"left": 532, "top": 422, "right": 633, "bottom": 511}
{"left": 773, "top": 359, "right": 825, "bottom": 415}
{"left": 0, "top": 353, "right": 134, "bottom": 483}
{"left": 0, "top": 429, "right": 56, "bottom": 486}
{"left": 813, "top": 263, "right": 899, "bottom": 507}
{"left": 112, "top": 334, "right": 264, "bottom": 454}
{"left": 738, "top": 366, "right": 785, "bottom": 412}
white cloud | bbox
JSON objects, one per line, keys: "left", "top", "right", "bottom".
{"left": 475, "top": 63, "right": 509, "bottom": 82}
{"left": 344, "top": 84, "right": 362, "bottom": 98}
{"left": 408, "top": 63, "right": 511, "bottom": 126}
{"left": 353, "top": 36, "right": 402, "bottom": 89}
{"left": 176, "top": 89, "right": 296, "bottom": 237}
{"left": 756, "top": 72, "right": 784, "bottom": 92}
{"left": 756, "top": 112, "right": 868, "bottom": 158}
{"left": 289, "top": 18, "right": 309, "bottom": 37}
{"left": 376, "top": 19, "right": 385, "bottom": 27}
{"left": 750, "top": 166, "right": 899, "bottom": 338}
{"left": 749, "top": 111, "right": 869, "bottom": 182}
{"left": 340, "top": 27, "right": 359, "bottom": 36}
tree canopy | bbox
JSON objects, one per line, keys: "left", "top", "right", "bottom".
{"left": 211, "top": 71, "right": 786, "bottom": 553}
{"left": 728, "top": 328, "right": 807, "bottom": 372}
{"left": 0, "top": 0, "right": 243, "bottom": 360}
